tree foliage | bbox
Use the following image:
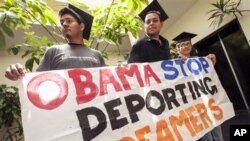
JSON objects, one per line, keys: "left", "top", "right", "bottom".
{"left": 70, "top": 0, "right": 147, "bottom": 55}
{"left": 8, "top": 32, "right": 56, "bottom": 71}
{"left": 0, "top": 85, "right": 22, "bottom": 141}
{"left": 0, "top": 0, "right": 58, "bottom": 48}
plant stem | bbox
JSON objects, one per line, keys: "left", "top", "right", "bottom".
{"left": 102, "top": 42, "right": 110, "bottom": 52}
{"left": 18, "top": 3, "right": 60, "bottom": 43}
{"left": 115, "top": 42, "right": 121, "bottom": 55}
{"left": 229, "top": 9, "right": 250, "bottom": 13}
{"left": 95, "top": 0, "right": 115, "bottom": 50}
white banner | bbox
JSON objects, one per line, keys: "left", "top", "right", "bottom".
{"left": 19, "top": 57, "right": 235, "bottom": 141}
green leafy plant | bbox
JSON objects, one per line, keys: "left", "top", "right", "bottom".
{"left": 207, "top": 0, "right": 250, "bottom": 27}
{"left": 70, "top": 0, "right": 147, "bottom": 55}
{"left": 90, "top": 2, "right": 142, "bottom": 53}
{"left": 0, "top": 84, "right": 22, "bottom": 141}
{"left": 8, "top": 31, "right": 56, "bottom": 72}
{"left": 0, "top": 0, "right": 59, "bottom": 48}
{"left": 169, "top": 42, "right": 179, "bottom": 59}
{"left": 121, "top": 0, "right": 149, "bottom": 13}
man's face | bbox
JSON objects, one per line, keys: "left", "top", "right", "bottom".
{"left": 178, "top": 40, "right": 192, "bottom": 56}
{"left": 144, "top": 13, "right": 163, "bottom": 36}
{"left": 60, "top": 14, "right": 84, "bottom": 39}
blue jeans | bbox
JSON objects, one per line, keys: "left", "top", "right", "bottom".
{"left": 199, "top": 126, "right": 224, "bottom": 141}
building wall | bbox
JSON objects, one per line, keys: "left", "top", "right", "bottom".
{"left": 163, "top": 0, "right": 250, "bottom": 45}
{"left": 238, "top": 0, "right": 250, "bottom": 43}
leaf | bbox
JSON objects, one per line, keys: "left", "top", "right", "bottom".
{"left": 219, "top": 0, "right": 225, "bottom": 9}
{"left": 207, "top": 9, "right": 219, "bottom": 14}
{"left": 34, "top": 56, "right": 40, "bottom": 65}
{"left": 218, "top": 14, "right": 225, "bottom": 26}
{"left": 141, "top": 0, "right": 149, "bottom": 5}
{"left": 127, "top": 0, "right": 133, "bottom": 10}
{"left": 238, "top": 10, "right": 243, "bottom": 16}
{"left": 211, "top": 3, "right": 220, "bottom": 9}
{"left": 133, "top": 2, "right": 138, "bottom": 11}
{"left": 21, "top": 51, "right": 30, "bottom": 58}
{"left": 0, "top": 30, "right": 6, "bottom": 48}
{"left": 1, "top": 24, "right": 14, "bottom": 37}
{"left": 8, "top": 45, "right": 20, "bottom": 55}
{"left": 25, "top": 58, "right": 34, "bottom": 72}
{"left": 5, "top": 11, "right": 18, "bottom": 19}
{"left": 208, "top": 11, "right": 222, "bottom": 20}
{"left": 44, "top": 10, "right": 57, "bottom": 25}
{"left": 0, "top": 12, "right": 6, "bottom": 24}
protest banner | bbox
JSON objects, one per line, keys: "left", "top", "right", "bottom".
{"left": 19, "top": 57, "right": 235, "bottom": 141}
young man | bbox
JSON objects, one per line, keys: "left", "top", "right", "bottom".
{"left": 173, "top": 32, "right": 216, "bottom": 65}
{"left": 127, "top": 0, "right": 170, "bottom": 63}
{"left": 173, "top": 32, "right": 223, "bottom": 141}
{"left": 174, "top": 32, "right": 197, "bottom": 58}
{"left": 5, "top": 4, "right": 105, "bottom": 81}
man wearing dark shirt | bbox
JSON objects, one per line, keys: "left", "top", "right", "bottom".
{"left": 127, "top": 0, "right": 170, "bottom": 63}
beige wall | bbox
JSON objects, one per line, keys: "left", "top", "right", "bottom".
{"left": 163, "top": 0, "right": 250, "bottom": 45}
{"left": 238, "top": 0, "right": 250, "bottom": 43}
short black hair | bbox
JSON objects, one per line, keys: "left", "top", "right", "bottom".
{"left": 58, "top": 5, "right": 94, "bottom": 40}
{"left": 58, "top": 8, "right": 82, "bottom": 24}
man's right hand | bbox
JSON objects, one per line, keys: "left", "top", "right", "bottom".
{"left": 5, "top": 63, "right": 27, "bottom": 81}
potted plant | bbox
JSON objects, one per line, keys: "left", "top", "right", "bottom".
{"left": 207, "top": 0, "right": 250, "bottom": 27}
{"left": 0, "top": 84, "right": 23, "bottom": 141}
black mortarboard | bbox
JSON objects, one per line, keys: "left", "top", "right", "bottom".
{"left": 59, "top": 4, "right": 93, "bottom": 40}
{"left": 173, "top": 32, "right": 197, "bottom": 43}
{"left": 139, "top": 0, "right": 168, "bottom": 22}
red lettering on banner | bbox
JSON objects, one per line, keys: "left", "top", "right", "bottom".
{"left": 116, "top": 65, "right": 145, "bottom": 90}
{"left": 26, "top": 64, "right": 162, "bottom": 108}
{"left": 68, "top": 64, "right": 161, "bottom": 104}
{"left": 100, "top": 69, "right": 123, "bottom": 95}
{"left": 68, "top": 69, "right": 98, "bottom": 104}
{"left": 27, "top": 72, "right": 68, "bottom": 110}
{"left": 144, "top": 64, "right": 161, "bottom": 86}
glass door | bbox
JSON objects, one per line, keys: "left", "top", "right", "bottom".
{"left": 194, "top": 20, "right": 250, "bottom": 111}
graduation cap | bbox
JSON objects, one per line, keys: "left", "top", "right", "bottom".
{"left": 173, "top": 32, "right": 197, "bottom": 43}
{"left": 59, "top": 4, "right": 93, "bottom": 40}
{"left": 139, "top": 0, "right": 168, "bottom": 22}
